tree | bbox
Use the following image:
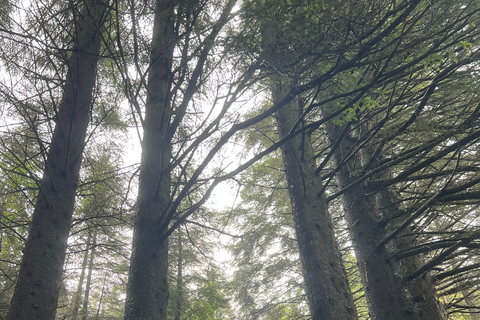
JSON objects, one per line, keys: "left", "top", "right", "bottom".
{"left": 230, "top": 153, "right": 310, "bottom": 319}
{"left": 122, "top": 1, "right": 241, "bottom": 318}
{"left": 234, "top": 0, "right": 480, "bottom": 319}
{"left": 1, "top": 0, "right": 480, "bottom": 318}
{"left": 272, "top": 78, "right": 358, "bottom": 320}
{"left": 168, "top": 222, "right": 234, "bottom": 320}
{"left": 63, "top": 144, "right": 131, "bottom": 320}
{"left": 245, "top": 2, "right": 359, "bottom": 317}
{"left": 319, "top": 20, "right": 480, "bottom": 317}
{"left": 1, "top": 0, "right": 110, "bottom": 318}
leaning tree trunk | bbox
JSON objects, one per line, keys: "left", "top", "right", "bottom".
{"left": 272, "top": 79, "right": 358, "bottom": 320}
{"left": 124, "top": 0, "right": 175, "bottom": 319}
{"left": 325, "top": 122, "right": 446, "bottom": 320}
{"left": 7, "top": 1, "right": 107, "bottom": 319}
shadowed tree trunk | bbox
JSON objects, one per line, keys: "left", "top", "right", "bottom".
{"left": 123, "top": 0, "right": 236, "bottom": 318}
{"left": 124, "top": 0, "right": 176, "bottom": 319}
{"left": 7, "top": 1, "right": 108, "bottom": 319}
{"left": 272, "top": 79, "right": 358, "bottom": 320}
{"left": 325, "top": 122, "right": 446, "bottom": 320}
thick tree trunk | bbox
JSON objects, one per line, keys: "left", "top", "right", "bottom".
{"left": 272, "top": 80, "right": 358, "bottom": 320}
{"left": 124, "top": 0, "right": 237, "bottom": 318}
{"left": 325, "top": 122, "right": 446, "bottom": 320}
{"left": 124, "top": 1, "right": 176, "bottom": 319}
{"left": 7, "top": 1, "right": 107, "bottom": 319}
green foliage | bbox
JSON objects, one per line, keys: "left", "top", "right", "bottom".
{"left": 0, "top": 125, "right": 43, "bottom": 317}
{"left": 59, "top": 144, "right": 130, "bottom": 320}
{"left": 167, "top": 223, "right": 235, "bottom": 320}
{"left": 1, "top": 0, "right": 480, "bottom": 318}
{"left": 185, "top": 268, "right": 233, "bottom": 320}
{"left": 227, "top": 152, "right": 310, "bottom": 319}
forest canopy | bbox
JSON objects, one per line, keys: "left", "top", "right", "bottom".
{"left": 0, "top": 0, "right": 479, "bottom": 319}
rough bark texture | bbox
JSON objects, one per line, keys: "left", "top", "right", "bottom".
{"left": 325, "top": 122, "right": 446, "bottom": 320}
{"left": 7, "top": 1, "right": 107, "bottom": 319}
{"left": 272, "top": 80, "right": 358, "bottom": 320}
{"left": 124, "top": 0, "right": 175, "bottom": 319}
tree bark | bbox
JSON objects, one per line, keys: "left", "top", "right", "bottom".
{"left": 124, "top": 0, "right": 237, "bottom": 318}
{"left": 272, "top": 79, "right": 358, "bottom": 320}
{"left": 124, "top": 0, "right": 176, "bottom": 319}
{"left": 325, "top": 122, "right": 446, "bottom": 320}
{"left": 7, "top": 1, "right": 107, "bottom": 319}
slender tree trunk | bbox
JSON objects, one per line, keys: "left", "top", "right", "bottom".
{"left": 271, "top": 79, "right": 358, "bottom": 320}
{"left": 81, "top": 230, "right": 97, "bottom": 320}
{"left": 124, "top": 1, "right": 176, "bottom": 319}
{"left": 7, "top": 1, "right": 107, "bottom": 319}
{"left": 71, "top": 231, "right": 92, "bottom": 320}
{"left": 95, "top": 274, "right": 107, "bottom": 320}
{"left": 325, "top": 122, "right": 446, "bottom": 320}
{"left": 0, "top": 206, "right": 3, "bottom": 253}
{"left": 174, "top": 230, "right": 183, "bottom": 320}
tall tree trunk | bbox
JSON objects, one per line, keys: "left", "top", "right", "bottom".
{"left": 81, "top": 230, "right": 97, "bottom": 320}
{"left": 174, "top": 230, "right": 183, "bottom": 320}
{"left": 272, "top": 79, "right": 358, "bottom": 320}
{"left": 124, "top": 0, "right": 176, "bottom": 319}
{"left": 325, "top": 122, "right": 446, "bottom": 320}
{"left": 7, "top": 1, "right": 107, "bottom": 319}
{"left": 71, "top": 231, "right": 92, "bottom": 320}
{"left": 124, "top": 0, "right": 237, "bottom": 318}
